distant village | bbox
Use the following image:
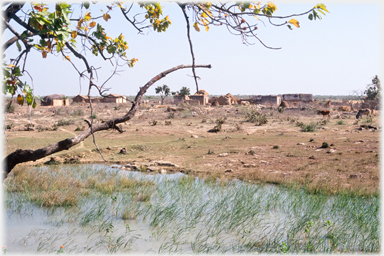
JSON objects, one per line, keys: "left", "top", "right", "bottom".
{"left": 7, "top": 90, "right": 378, "bottom": 110}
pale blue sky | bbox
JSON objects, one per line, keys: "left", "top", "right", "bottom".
{"left": 2, "top": 1, "right": 383, "bottom": 97}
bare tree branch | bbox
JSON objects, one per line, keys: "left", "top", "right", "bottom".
{"left": 178, "top": 3, "right": 200, "bottom": 93}
{"left": 3, "top": 64, "right": 212, "bottom": 179}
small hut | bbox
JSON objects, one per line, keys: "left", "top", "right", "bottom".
{"left": 72, "top": 95, "right": 92, "bottom": 104}
{"left": 189, "top": 89, "right": 209, "bottom": 105}
{"left": 42, "top": 94, "right": 69, "bottom": 106}
{"left": 173, "top": 95, "right": 190, "bottom": 104}
{"left": 101, "top": 94, "right": 126, "bottom": 103}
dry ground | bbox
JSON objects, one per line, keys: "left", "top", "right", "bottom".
{"left": 3, "top": 100, "right": 380, "bottom": 196}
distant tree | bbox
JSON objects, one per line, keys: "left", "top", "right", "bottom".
{"left": 364, "top": 75, "right": 381, "bottom": 101}
{"left": 179, "top": 87, "right": 191, "bottom": 96}
{"left": 155, "top": 84, "right": 171, "bottom": 105}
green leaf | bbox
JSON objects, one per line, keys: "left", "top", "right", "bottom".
{"left": 16, "top": 40, "right": 22, "bottom": 52}
{"left": 287, "top": 24, "right": 292, "bottom": 30}
{"left": 26, "top": 93, "right": 33, "bottom": 105}
{"left": 32, "top": 99, "right": 37, "bottom": 108}
{"left": 23, "top": 84, "right": 32, "bottom": 94}
{"left": 308, "top": 14, "right": 313, "bottom": 20}
{"left": 40, "top": 39, "right": 47, "bottom": 47}
{"left": 12, "top": 66, "right": 21, "bottom": 76}
{"left": 84, "top": 1, "right": 90, "bottom": 9}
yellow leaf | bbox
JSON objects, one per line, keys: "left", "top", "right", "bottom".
{"left": 289, "top": 19, "right": 300, "bottom": 28}
{"left": 103, "top": 13, "right": 111, "bottom": 21}
{"left": 89, "top": 21, "right": 96, "bottom": 28}
{"left": 77, "top": 19, "right": 83, "bottom": 28}
{"left": 84, "top": 12, "right": 92, "bottom": 22}
{"left": 205, "top": 25, "right": 209, "bottom": 32}
{"left": 66, "top": 55, "right": 70, "bottom": 61}
{"left": 267, "top": 2, "right": 277, "bottom": 12}
{"left": 7, "top": 64, "right": 15, "bottom": 68}
{"left": 17, "top": 94, "right": 23, "bottom": 105}
{"left": 193, "top": 22, "right": 200, "bottom": 32}
{"left": 71, "top": 31, "right": 77, "bottom": 39}
{"left": 42, "top": 50, "right": 47, "bottom": 58}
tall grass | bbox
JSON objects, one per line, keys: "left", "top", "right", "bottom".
{"left": 4, "top": 165, "right": 380, "bottom": 253}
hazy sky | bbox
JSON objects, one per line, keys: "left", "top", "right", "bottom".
{"left": 2, "top": 1, "right": 383, "bottom": 97}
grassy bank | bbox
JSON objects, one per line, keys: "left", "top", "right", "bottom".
{"left": 4, "top": 165, "right": 380, "bottom": 253}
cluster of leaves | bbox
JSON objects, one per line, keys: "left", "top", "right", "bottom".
{"left": 172, "top": 86, "right": 191, "bottom": 96}
{"left": 29, "top": 3, "right": 73, "bottom": 56}
{"left": 3, "top": 64, "right": 36, "bottom": 108}
{"left": 189, "top": 2, "right": 329, "bottom": 45}
{"left": 140, "top": 3, "right": 172, "bottom": 32}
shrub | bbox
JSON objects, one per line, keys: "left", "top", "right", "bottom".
{"left": 273, "top": 145, "right": 280, "bottom": 149}
{"left": 245, "top": 110, "right": 268, "bottom": 126}
{"left": 165, "top": 121, "right": 172, "bottom": 126}
{"left": 57, "top": 119, "right": 74, "bottom": 126}
{"left": 149, "top": 120, "right": 157, "bottom": 126}
{"left": 71, "top": 109, "right": 84, "bottom": 116}
{"left": 208, "top": 117, "right": 226, "bottom": 133}
{"left": 301, "top": 122, "right": 317, "bottom": 132}
{"left": 363, "top": 116, "right": 373, "bottom": 124}
{"left": 336, "top": 120, "right": 345, "bottom": 125}
{"left": 278, "top": 107, "right": 284, "bottom": 113}
{"left": 321, "top": 142, "right": 329, "bottom": 148}
{"left": 90, "top": 114, "right": 97, "bottom": 119}
{"left": 167, "top": 112, "right": 175, "bottom": 119}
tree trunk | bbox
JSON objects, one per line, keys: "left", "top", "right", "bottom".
{"left": 3, "top": 64, "right": 211, "bottom": 179}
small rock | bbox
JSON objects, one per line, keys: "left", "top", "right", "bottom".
{"left": 106, "top": 146, "right": 111, "bottom": 150}
{"left": 225, "top": 169, "right": 233, "bottom": 173}
{"left": 297, "top": 143, "right": 305, "bottom": 145}
{"left": 349, "top": 174, "right": 362, "bottom": 179}
{"left": 191, "top": 134, "right": 199, "bottom": 139}
{"left": 119, "top": 148, "right": 127, "bottom": 154}
{"left": 160, "top": 169, "right": 167, "bottom": 175}
{"left": 155, "top": 160, "right": 179, "bottom": 167}
{"left": 260, "top": 160, "right": 267, "bottom": 164}
{"left": 218, "top": 153, "right": 229, "bottom": 157}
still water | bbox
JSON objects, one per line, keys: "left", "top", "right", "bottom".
{"left": 4, "top": 165, "right": 380, "bottom": 253}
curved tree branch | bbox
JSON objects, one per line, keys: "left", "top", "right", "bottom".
{"left": 3, "top": 64, "right": 212, "bottom": 179}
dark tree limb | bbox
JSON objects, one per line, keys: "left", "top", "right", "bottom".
{"left": 178, "top": 3, "right": 200, "bottom": 93}
{"left": 3, "top": 64, "right": 211, "bottom": 179}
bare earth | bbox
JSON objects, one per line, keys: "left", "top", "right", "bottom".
{"left": 4, "top": 100, "right": 380, "bottom": 196}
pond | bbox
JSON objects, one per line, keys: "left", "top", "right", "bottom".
{"left": 3, "top": 164, "right": 380, "bottom": 253}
